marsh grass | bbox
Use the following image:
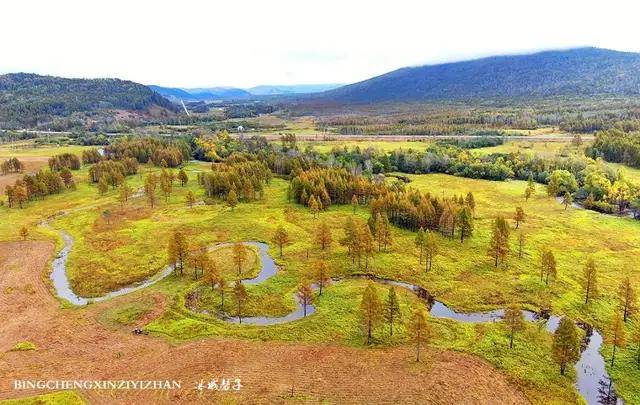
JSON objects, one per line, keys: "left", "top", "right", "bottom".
{"left": 4, "top": 143, "right": 640, "bottom": 403}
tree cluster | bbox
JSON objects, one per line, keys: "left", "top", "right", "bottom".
{"left": 200, "top": 154, "right": 270, "bottom": 202}
{"left": 88, "top": 158, "right": 138, "bottom": 185}
{"left": 103, "top": 138, "right": 191, "bottom": 168}
{"left": 5, "top": 170, "right": 72, "bottom": 208}
{"left": 81, "top": 148, "right": 102, "bottom": 164}
{"left": 48, "top": 153, "right": 81, "bottom": 171}
{"left": 1, "top": 157, "right": 24, "bottom": 175}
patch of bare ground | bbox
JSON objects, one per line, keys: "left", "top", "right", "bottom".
{"left": 0, "top": 157, "right": 49, "bottom": 193}
{"left": 0, "top": 241, "right": 528, "bottom": 404}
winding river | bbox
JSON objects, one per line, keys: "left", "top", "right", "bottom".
{"left": 48, "top": 228, "right": 620, "bottom": 404}
{"left": 50, "top": 230, "right": 175, "bottom": 306}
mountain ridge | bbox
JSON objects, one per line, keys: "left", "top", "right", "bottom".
{"left": 150, "top": 83, "right": 344, "bottom": 100}
{"left": 0, "top": 73, "right": 177, "bottom": 129}
{"left": 315, "top": 47, "right": 640, "bottom": 103}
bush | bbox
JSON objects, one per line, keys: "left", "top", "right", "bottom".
{"left": 10, "top": 341, "right": 36, "bottom": 351}
{"left": 591, "top": 200, "right": 616, "bottom": 214}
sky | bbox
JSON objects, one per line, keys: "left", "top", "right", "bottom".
{"left": 2, "top": 0, "right": 640, "bottom": 88}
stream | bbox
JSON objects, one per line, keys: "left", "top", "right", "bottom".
{"left": 50, "top": 230, "right": 175, "bottom": 306}
{"left": 189, "top": 249, "right": 623, "bottom": 405}
{"left": 555, "top": 196, "right": 636, "bottom": 220}
{"left": 48, "top": 228, "right": 621, "bottom": 404}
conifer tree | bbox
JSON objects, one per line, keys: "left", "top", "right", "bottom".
{"left": 178, "top": 168, "right": 188, "bottom": 186}
{"left": 415, "top": 227, "right": 425, "bottom": 264}
{"left": 457, "top": 206, "right": 474, "bottom": 242}
{"left": 118, "top": 183, "right": 132, "bottom": 206}
{"left": 465, "top": 192, "right": 476, "bottom": 213}
{"left": 216, "top": 276, "right": 227, "bottom": 311}
{"left": 167, "top": 230, "right": 188, "bottom": 276}
{"left": 19, "top": 225, "right": 29, "bottom": 241}
{"left": 315, "top": 222, "right": 332, "bottom": 251}
{"left": 309, "top": 195, "right": 320, "bottom": 218}
{"left": 562, "top": 191, "right": 573, "bottom": 210}
{"left": 608, "top": 315, "right": 627, "bottom": 367}
{"left": 384, "top": 287, "right": 401, "bottom": 336}
{"left": 313, "top": 260, "right": 331, "bottom": 295}
{"left": 232, "top": 243, "right": 247, "bottom": 276}
{"left": 233, "top": 280, "right": 248, "bottom": 323}
{"left": 185, "top": 190, "right": 196, "bottom": 207}
{"left": 540, "top": 249, "right": 557, "bottom": 285}
{"left": 409, "top": 308, "right": 430, "bottom": 362}
{"left": 518, "top": 231, "right": 525, "bottom": 258}
{"left": 272, "top": 225, "right": 290, "bottom": 257}
{"left": 552, "top": 317, "right": 580, "bottom": 375}
{"left": 504, "top": 304, "right": 525, "bottom": 348}
{"left": 204, "top": 259, "right": 219, "bottom": 289}
{"left": 424, "top": 231, "right": 438, "bottom": 272}
{"left": 525, "top": 176, "right": 536, "bottom": 201}
{"left": 359, "top": 282, "right": 382, "bottom": 344}
{"left": 160, "top": 169, "right": 173, "bottom": 202}
{"left": 144, "top": 173, "right": 158, "bottom": 208}
{"left": 227, "top": 187, "right": 238, "bottom": 210}
{"left": 296, "top": 282, "right": 314, "bottom": 317}
{"left": 358, "top": 221, "right": 374, "bottom": 271}
{"left": 581, "top": 257, "right": 599, "bottom": 304}
{"left": 619, "top": 277, "right": 637, "bottom": 322}
{"left": 98, "top": 176, "right": 109, "bottom": 195}
{"left": 513, "top": 207, "right": 525, "bottom": 229}
{"left": 341, "top": 216, "right": 358, "bottom": 258}
{"left": 488, "top": 216, "right": 510, "bottom": 267}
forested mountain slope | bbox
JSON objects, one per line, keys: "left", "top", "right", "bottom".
{"left": 0, "top": 73, "right": 177, "bottom": 128}
{"left": 318, "top": 48, "right": 640, "bottom": 103}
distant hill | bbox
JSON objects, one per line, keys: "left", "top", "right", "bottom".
{"left": 248, "top": 84, "right": 344, "bottom": 95}
{"left": 317, "top": 48, "right": 640, "bottom": 103}
{"left": 188, "top": 87, "right": 254, "bottom": 100}
{"left": 148, "top": 85, "right": 195, "bottom": 100}
{"left": 150, "top": 85, "right": 253, "bottom": 101}
{"left": 151, "top": 83, "right": 344, "bottom": 100}
{"left": 0, "top": 73, "right": 177, "bottom": 128}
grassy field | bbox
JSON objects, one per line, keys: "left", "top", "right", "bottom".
{"left": 475, "top": 139, "right": 588, "bottom": 156}
{"left": 0, "top": 142, "right": 92, "bottom": 158}
{"left": 299, "top": 139, "right": 432, "bottom": 153}
{"left": 0, "top": 391, "right": 85, "bottom": 405}
{"left": 3, "top": 142, "right": 640, "bottom": 403}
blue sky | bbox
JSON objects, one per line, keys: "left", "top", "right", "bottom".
{"left": 2, "top": 0, "right": 639, "bottom": 88}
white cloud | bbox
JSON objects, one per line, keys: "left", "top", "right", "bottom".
{"left": 2, "top": 0, "right": 639, "bottom": 87}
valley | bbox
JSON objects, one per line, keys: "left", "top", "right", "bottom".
{"left": 2, "top": 22, "right": 640, "bottom": 403}
{"left": 2, "top": 129, "right": 640, "bottom": 403}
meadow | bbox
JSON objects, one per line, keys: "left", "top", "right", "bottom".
{"left": 2, "top": 141, "right": 640, "bottom": 403}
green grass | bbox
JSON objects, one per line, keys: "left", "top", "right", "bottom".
{"left": 0, "top": 391, "right": 85, "bottom": 405}
{"left": 212, "top": 244, "right": 260, "bottom": 280}
{"left": 0, "top": 142, "right": 93, "bottom": 158}
{"left": 4, "top": 143, "right": 640, "bottom": 403}
{"left": 298, "top": 140, "right": 432, "bottom": 153}
{"left": 9, "top": 341, "right": 36, "bottom": 352}
{"left": 602, "top": 338, "right": 640, "bottom": 404}
{"left": 475, "top": 140, "right": 589, "bottom": 157}
{"left": 97, "top": 297, "right": 155, "bottom": 328}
